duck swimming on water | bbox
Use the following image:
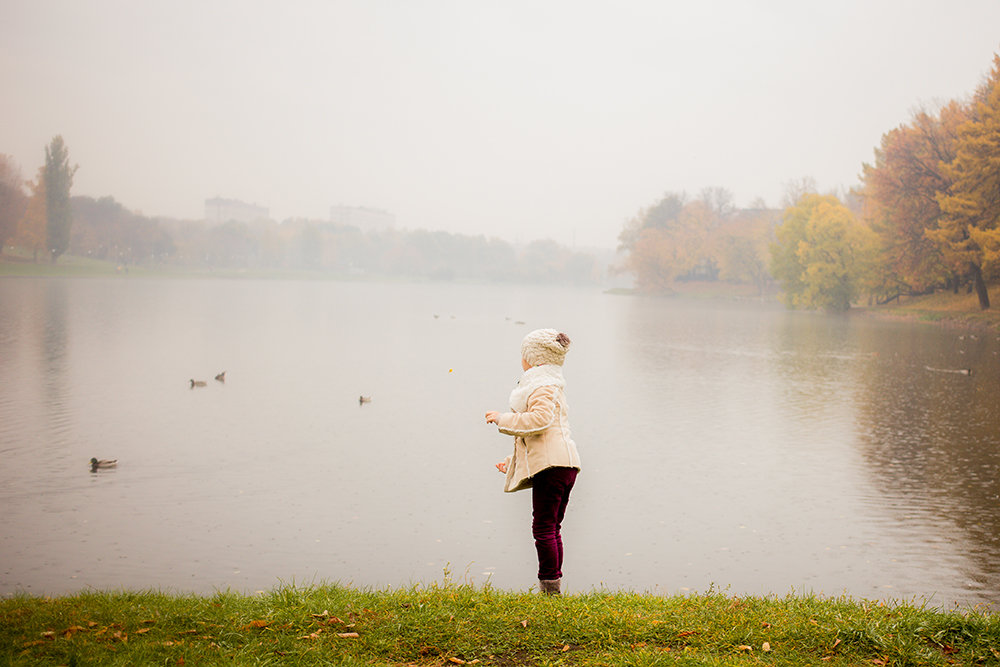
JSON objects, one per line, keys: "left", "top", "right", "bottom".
{"left": 90, "top": 458, "right": 117, "bottom": 472}
{"left": 190, "top": 379, "right": 207, "bottom": 388}
{"left": 215, "top": 371, "right": 226, "bottom": 382}
{"left": 359, "top": 395, "right": 372, "bottom": 405}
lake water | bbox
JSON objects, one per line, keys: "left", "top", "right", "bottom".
{"left": 1, "top": 277, "right": 998, "bottom": 609}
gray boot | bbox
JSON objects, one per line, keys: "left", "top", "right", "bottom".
{"left": 539, "top": 579, "right": 561, "bottom": 596}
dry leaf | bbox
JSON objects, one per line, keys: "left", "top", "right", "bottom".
{"left": 520, "top": 620, "right": 528, "bottom": 628}
{"left": 831, "top": 638, "right": 842, "bottom": 650}
{"left": 337, "top": 632, "right": 360, "bottom": 638}
{"left": 562, "top": 645, "right": 571, "bottom": 652}
{"left": 311, "top": 610, "right": 330, "bottom": 619}
{"left": 762, "top": 642, "right": 771, "bottom": 652}
{"left": 448, "top": 658, "right": 466, "bottom": 665}
{"left": 40, "top": 631, "right": 55, "bottom": 639}
{"left": 737, "top": 645, "right": 753, "bottom": 652}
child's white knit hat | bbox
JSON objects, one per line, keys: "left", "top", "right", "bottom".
{"left": 521, "top": 329, "right": 571, "bottom": 367}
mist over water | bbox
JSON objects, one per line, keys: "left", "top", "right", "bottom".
{"left": 1, "top": 278, "right": 998, "bottom": 609}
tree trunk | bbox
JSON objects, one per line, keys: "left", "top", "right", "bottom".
{"left": 971, "top": 262, "right": 990, "bottom": 310}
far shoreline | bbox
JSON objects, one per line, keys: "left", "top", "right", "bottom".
{"left": 4, "top": 256, "right": 999, "bottom": 332}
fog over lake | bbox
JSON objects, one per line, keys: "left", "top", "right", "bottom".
{"left": 1, "top": 278, "right": 998, "bottom": 609}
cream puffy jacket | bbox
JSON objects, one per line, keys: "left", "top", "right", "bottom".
{"left": 497, "top": 371, "right": 581, "bottom": 493}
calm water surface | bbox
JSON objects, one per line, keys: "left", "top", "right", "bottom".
{"left": 1, "top": 277, "right": 998, "bottom": 609}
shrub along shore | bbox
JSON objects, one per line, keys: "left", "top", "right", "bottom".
{"left": 2, "top": 583, "right": 998, "bottom": 666}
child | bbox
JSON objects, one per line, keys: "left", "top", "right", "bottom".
{"left": 485, "top": 328, "right": 581, "bottom": 595}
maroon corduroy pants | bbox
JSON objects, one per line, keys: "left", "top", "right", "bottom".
{"left": 531, "top": 466, "right": 578, "bottom": 580}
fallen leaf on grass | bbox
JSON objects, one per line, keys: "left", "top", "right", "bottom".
{"left": 337, "top": 632, "right": 360, "bottom": 638}
{"left": 22, "top": 640, "right": 47, "bottom": 648}
{"left": 520, "top": 620, "right": 528, "bottom": 628}
{"left": 762, "top": 642, "right": 771, "bottom": 652}
{"left": 737, "top": 645, "right": 752, "bottom": 653}
{"left": 300, "top": 631, "right": 323, "bottom": 640}
{"left": 562, "top": 645, "right": 571, "bottom": 652}
{"left": 677, "top": 631, "right": 699, "bottom": 638}
{"left": 830, "top": 638, "right": 842, "bottom": 650}
{"left": 40, "top": 631, "right": 55, "bottom": 640}
{"left": 136, "top": 628, "right": 151, "bottom": 635}
{"left": 311, "top": 610, "right": 330, "bottom": 618}
{"left": 448, "top": 658, "right": 466, "bottom": 665}
{"left": 243, "top": 620, "right": 269, "bottom": 630}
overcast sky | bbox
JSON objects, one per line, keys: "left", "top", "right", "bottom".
{"left": 3, "top": 1, "right": 998, "bottom": 249}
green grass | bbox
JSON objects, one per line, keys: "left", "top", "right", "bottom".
{"left": 2, "top": 583, "right": 998, "bottom": 666}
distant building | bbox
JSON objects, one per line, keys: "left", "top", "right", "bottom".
{"left": 330, "top": 205, "right": 395, "bottom": 232}
{"left": 204, "top": 197, "right": 270, "bottom": 224}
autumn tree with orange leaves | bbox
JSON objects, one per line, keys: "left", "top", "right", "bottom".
{"left": 860, "top": 102, "right": 966, "bottom": 301}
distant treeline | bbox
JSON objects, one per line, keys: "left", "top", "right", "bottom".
{"left": 65, "top": 195, "right": 606, "bottom": 284}
{"left": 620, "top": 51, "right": 1000, "bottom": 310}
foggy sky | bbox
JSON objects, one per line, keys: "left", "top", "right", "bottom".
{"left": 3, "top": 1, "right": 999, "bottom": 249}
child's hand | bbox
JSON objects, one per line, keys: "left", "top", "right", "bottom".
{"left": 485, "top": 411, "right": 500, "bottom": 424}
{"left": 496, "top": 460, "right": 507, "bottom": 474}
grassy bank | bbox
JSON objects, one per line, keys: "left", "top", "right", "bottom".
{"left": 2, "top": 584, "right": 998, "bottom": 666}
{"left": 858, "top": 291, "right": 1000, "bottom": 332}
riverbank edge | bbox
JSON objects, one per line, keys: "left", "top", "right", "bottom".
{"left": 2, "top": 584, "right": 998, "bottom": 666}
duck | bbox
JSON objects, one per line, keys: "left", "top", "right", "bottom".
{"left": 190, "top": 379, "right": 207, "bottom": 388}
{"left": 90, "top": 457, "right": 117, "bottom": 472}
{"left": 215, "top": 371, "right": 226, "bottom": 382}
{"left": 359, "top": 395, "right": 372, "bottom": 405}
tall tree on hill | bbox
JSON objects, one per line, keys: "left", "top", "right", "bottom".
{"left": 43, "top": 135, "right": 77, "bottom": 263}
{"left": 933, "top": 54, "right": 1000, "bottom": 310}
{"left": 0, "top": 154, "right": 28, "bottom": 254}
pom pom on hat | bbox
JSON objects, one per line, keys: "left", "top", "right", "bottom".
{"left": 521, "top": 328, "right": 571, "bottom": 367}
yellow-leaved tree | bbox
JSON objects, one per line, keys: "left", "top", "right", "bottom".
{"left": 13, "top": 167, "right": 47, "bottom": 262}
{"left": 932, "top": 53, "right": 1000, "bottom": 310}
{"left": 770, "top": 194, "right": 877, "bottom": 311}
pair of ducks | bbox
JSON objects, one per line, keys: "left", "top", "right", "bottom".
{"left": 190, "top": 372, "right": 226, "bottom": 388}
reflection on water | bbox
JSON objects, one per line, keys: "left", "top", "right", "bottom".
{"left": 853, "top": 322, "right": 1000, "bottom": 602}
{"left": 0, "top": 278, "right": 997, "bottom": 609}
